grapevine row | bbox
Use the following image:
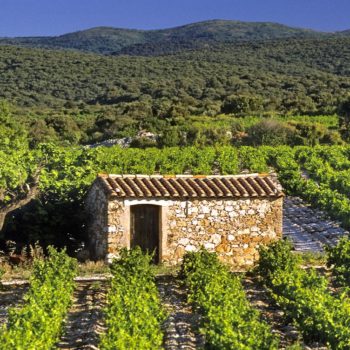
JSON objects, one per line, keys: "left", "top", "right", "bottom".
{"left": 100, "top": 248, "right": 165, "bottom": 350}
{"left": 0, "top": 247, "right": 77, "bottom": 349}
{"left": 180, "top": 249, "right": 279, "bottom": 349}
{"left": 257, "top": 239, "right": 350, "bottom": 349}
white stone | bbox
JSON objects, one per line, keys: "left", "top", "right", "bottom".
{"left": 243, "top": 243, "right": 249, "bottom": 249}
{"left": 204, "top": 242, "right": 215, "bottom": 250}
{"left": 227, "top": 234, "right": 235, "bottom": 241}
{"left": 225, "top": 206, "right": 233, "bottom": 212}
{"left": 210, "top": 234, "right": 222, "bottom": 245}
{"left": 179, "top": 238, "right": 190, "bottom": 246}
{"left": 106, "top": 253, "right": 118, "bottom": 264}
{"left": 192, "top": 220, "right": 198, "bottom": 225}
{"left": 251, "top": 226, "right": 259, "bottom": 232}
{"left": 202, "top": 206, "right": 210, "bottom": 214}
{"left": 108, "top": 226, "right": 117, "bottom": 233}
{"left": 185, "top": 245, "right": 197, "bottom": 252}
{"left": 211, "top": 209, "right": 218, "bottom": 216}
{"left": 245, "top": 260, "right": 254, "bottom": 265}
{"left": 229, "top": 211, "right": 239, "bottom": 218}
{"left": 248, "top": 209, "right": 255, "bottom": 215}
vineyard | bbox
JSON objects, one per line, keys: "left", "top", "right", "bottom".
{"left": 1, "top": 144, "right": 350, "bottom": 348}
{"left": 1, "top": 237, "right": 350, "bottom": 349}
{"left": 2, "top": 144, "right": 350, "bottom": 247}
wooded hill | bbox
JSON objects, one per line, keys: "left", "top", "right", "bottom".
{"left": 1, "top": 20, "right": 350, "bottom": 146}
{"left": 0, "top": 19, "right": 334, "bottom": 55}
{"left": 1, "top": 36, "right": 350, "bottom": 113}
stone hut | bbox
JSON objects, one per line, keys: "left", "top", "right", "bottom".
{"left": 85, "top": 174, "right": 283, "bottom": 267}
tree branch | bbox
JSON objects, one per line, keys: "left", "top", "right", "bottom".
{"left": 0, "top": 167, "right": 41, "bottom": 232}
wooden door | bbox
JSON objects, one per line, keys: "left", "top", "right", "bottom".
{"left": 130, "top": 205, "right": 160, "bottom": 262}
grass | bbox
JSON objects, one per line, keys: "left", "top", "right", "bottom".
{"left": 0, "top": 262, "right": 33, "bottom": 281}
{"left": 77, "top": 260, "right": 110, "bottom": 276}
{"left": 296, "top": 251, "right": 327, "bottom": 266}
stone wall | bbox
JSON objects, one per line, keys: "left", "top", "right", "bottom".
{"left": 86, "top": 181, "right": 283, "bottom": 267}
{"left": 164, "top": 197, "right": 283, "bottom": 267}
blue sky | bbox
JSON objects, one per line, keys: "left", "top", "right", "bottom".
{"left": 0, "top": 0, "right": 349, "bottom": 37}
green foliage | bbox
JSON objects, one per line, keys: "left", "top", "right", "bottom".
{"left": 256, "top": 239, "right": 301, "bottom": 287}
{"left": 247, "top": 119, "right": 295, "bottom": 146}
{"left": 258, "top": 240, "right": 350, "bottom": 349}
{"left": 100, "top": 248, "right": 165, "bottom": 350}
{"left": 1, "top": 36, "right": 350, "bottom": 118}
{"left": 326, "top": 237, "right": 350, "bottom": 286}
{"left": 221, "top": 94, "right": 264, "bottom": 115}
{"left": 338, "top": 95, "right": 350, "bottom": 141}
{"left": 0, "top": 247, "right": 77, "bottom": 349}
{"left": 0, "top": 267, "right": 3, "bottom": 287}
{"left": 0, "top": 20, "right": 326, "bottom": 55}
{"left": 0, "top": 100, "right": 28, "bottom": 152}
{"left": 181, "top": 249, "right": 279, "bottom": 349}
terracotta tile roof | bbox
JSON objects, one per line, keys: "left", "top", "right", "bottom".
{"left": 96, "top": 174, "right": 283, "bottom": 199}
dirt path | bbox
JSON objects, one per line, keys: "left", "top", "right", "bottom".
{"left": 0, "top": 283, "right": 28, "bottom": 326}
{"left": 57, "top": 281, "right": 108, "bottom": 350}
{"left": 157, "top": 275, "right": 205, "bottom": 350}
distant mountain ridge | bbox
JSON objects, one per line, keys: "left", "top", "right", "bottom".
{"left": 0, "top": 19, "right": 336, "bottom": 55}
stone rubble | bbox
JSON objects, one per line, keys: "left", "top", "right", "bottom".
{"left": 283, "top": 196, "right": 348, "bottom": 252}
{"left": 157, "top": 275, "right": 205, "bottom": 350}
{"left": 57, "top": 281, "right": 108, "bottom": 350}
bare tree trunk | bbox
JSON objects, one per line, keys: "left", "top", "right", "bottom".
{"left": 0, "top": 213, "right": 5, "bottom": 232}
{"left": 0, "top": 169, "right": 41, "bottom": 232}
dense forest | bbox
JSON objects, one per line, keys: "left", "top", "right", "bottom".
{"left": 0, "top": 23, "right": 350, "bottom": 146}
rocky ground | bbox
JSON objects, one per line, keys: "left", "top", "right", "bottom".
{"left": 0, "top": 283, "right": 28, "bottom": 326}
{"left": 57, "top": 280, "right": 108, "bottom": 350}
{"left": 157, "top": 275, "right": 205, "bottom": 350}
{"left": 283, "top": 196, "right": 348, "bottom": 252}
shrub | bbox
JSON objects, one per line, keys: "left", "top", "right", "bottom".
{"left": 246, "top": 119, "right": 295, "bottom": 146}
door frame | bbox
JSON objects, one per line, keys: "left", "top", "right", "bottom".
{"left": 130, "top": 204, "right": 160, "bottom": 262}
{"left": 124, "top": 199, "right": 172, "bottom": 263}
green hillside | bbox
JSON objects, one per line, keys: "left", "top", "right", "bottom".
{"left": 1, "top": 36, "right": 350, "bottom": 111}
{"left": 1, "top": 20, "right": 350, "bottom": 147}
{"left": 0, "top": 19, "right": 329, "bottom": 54}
